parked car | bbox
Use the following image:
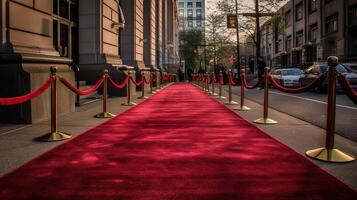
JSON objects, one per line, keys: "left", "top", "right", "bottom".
{"left": 270, "top": 68, "right": 303, "bottom": 88}
{"left": 341, "top": 63, "right": 357, "bottom": 73}
{"left": 300, "top": 64, "right": 357, "bottom": 92}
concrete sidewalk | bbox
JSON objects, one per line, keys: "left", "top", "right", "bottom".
{"left": 0, "top": 85, "right": 170, "bottom": 176}
{"left": 1, "top": 82, "right": 356, "bottom": 190}
{"left": 203, "top": 83, "right": 357, "bottom": 190}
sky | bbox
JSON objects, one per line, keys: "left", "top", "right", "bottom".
{"left": 205, "top": 0, "right": 254, "bottom": 15}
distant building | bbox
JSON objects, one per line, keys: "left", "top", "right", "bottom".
{"left": 178, "top": 0, "right": 205, "bottom": 31}
{"left": 259, "top": 0, "right": 357, "bottom": 68}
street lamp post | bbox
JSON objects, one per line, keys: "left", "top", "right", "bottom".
{"left": 235, "top": 0, "right": 241, "bottom": 79}
{"left": 255, "top": 0, "right": 261, "bottom": 59}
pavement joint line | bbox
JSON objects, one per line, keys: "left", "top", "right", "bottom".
{"left": 269, "top": 91, "right": 357, "bottom": 111}
{"left": 0, "top": 125, "right": 33, "bottom": 136}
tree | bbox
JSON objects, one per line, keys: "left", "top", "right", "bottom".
{"left": 205, "top": 13, "right": 236, "bottom": 70}
{"left": 212, "top": 0, "right": 288, "bottom": 53}
{"left": 179, "top": 29, "right": 204, "bottom": 72}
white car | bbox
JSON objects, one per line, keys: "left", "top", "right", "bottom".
{"left": 271, "top": 68, "right": 303, "bottom": 87}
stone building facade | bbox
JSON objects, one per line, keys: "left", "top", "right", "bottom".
{"left": 0, "top": 0, "right": 179, "bottom": 124}
{"left": 259, "top": 0, "right": 357, "bottom": 68}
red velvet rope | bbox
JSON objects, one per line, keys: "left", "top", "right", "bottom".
{"left": 228, "top": 73, "right": 237, "bottom": 85}
{"left": 242, "top": 75, "right": 262, "bottom": 89}
{"left": 206, "top": 75, "right": 211, "bottom": 84}
{"left": 60, "top": 76, "right": 104, "bottom": 95}
{"left": 268, "top": 75, "right": 325, "bottom": 94}
{"left": 143, "top": 76, "right": 153, "bottom": 84}
{"left": 338, "top": 75, "right": 357, "bottom": 104}
{"left": 0, "top": 77, "right": 53, "bottom": 106}
{"left": 109, "top": 75, "right": 129, "bottom": 89}
{"left": 130, "top": 76, "right": 144, "bottom": 86}
{"left": 219, "top": 74, "right": 224, "bottom": 85}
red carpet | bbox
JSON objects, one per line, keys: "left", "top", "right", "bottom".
{"left": 0, "top": 83, "right": 356, "bottom": 199}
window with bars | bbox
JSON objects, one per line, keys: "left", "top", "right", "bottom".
{"left": 52, "top": 0, "right": 78, "bottom": 60}
{"left": 325, "top": 14, "right": 338, "bottom": 34}
{"left": 309, "top": 0, "right": 317, "bottom": 13}
{"left": 296, "top": 31, "right": 303, "bottom": 47}
{"left": 309, "top": 24, "right": 318, "bottom": 42}
{"left": 187, "top": 9, "right": 193, "bottom": 19}
{"left": 196, "top": 9, "right": 202, "bottom": 19}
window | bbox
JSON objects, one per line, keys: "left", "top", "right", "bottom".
{"left": 188, "top": 20, "right": 193, "bottom": 27}
{"left": 286, "top": 36, "right": 292, "bottom": 51}
{"left": 197, "top": 20, "right": 202, "bottom": 27}
{"left": 196, "top": 9, "right": 202, "bottom": 19}
{"left": 285, "top": 10, "right": 292, "bottom": 27}
{"left": 276, "top": 40, "right": 282, "bottom": 53}
{"left": 59, "top": 0, "right": 69, "bottom": 19}
{"left": 187, "top": 2, "right": 193, "bottom": 8}
{"left": 196, "top": 2, "right": 202, "bottom": 7}
{"left": 309, "top": 24, "right": 318, "bottom": 42}
{"left": 296, "top": 31, "right": 303, "bottom": 47}
{"left": 53, "top": 0, "right": 78, "bottom": 58}
{"left": 296, "top": 3, "right": 303, "bottom": 21}
{"left": 348, "top": 4, "right": 357, "bottom": 27}
{"left": 179, "top": 2, "right": 184, "bottom": 8}
{"left": 309, "top": 0, "right": 317, "bottom": 13}
{"left": 325, "top": 14, "right": 338, "bottom": 34}
{"left": 187, "top": 9, "right": 193, "bottom": 19}
{"left": 179, "top": 9, "right": 184, "bottom": 18}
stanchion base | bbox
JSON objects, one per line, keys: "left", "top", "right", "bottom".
{"left": 225, "top": 101, "right": 239, "bottom": 105}
{"left": 234, "top": 106, "right": 251, "bottom": 111}
{"left": 216, "top": 96, "right": 227, "bottom": 99}
{"left": 151, "top": 91, "right": 156, "bottom": 94}
{"left": 254, "top": 118, "right": 278, "bottom": 125}
{"left": 35, "top": 132, "right": 72, "bottom": 142}
{"left": 138, "top": 96, "right": 149, "bottom": 99}
{"left": 211, "top": 92, "right": 218, "bottom": 96}
{"left": 121, "top": 102, "right": 137, "bottom": 106}
{"left": 94, "top": 112, "right": 116, "bottom": 118}
{"left": 306, "top": 148, "right": 355, "bottom": 163}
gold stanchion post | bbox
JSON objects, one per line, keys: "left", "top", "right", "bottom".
{"left": 36, "top": 67, "right": 72, "bottom": 142}
{"left": 138, "top": 72, "right": 148, "bottom": 99}
{"left": 211, "top": 72, "right": 217, "bottom": 96}
{"left": 234, "top": 69, "right": 251, "bottom": 111}
{"left": 306, "top": 56, "right": 355, "bottom": 162}
{"left": 225, "top": 70, "right": 238, "bottom": 105}
{"left": 122, "top": 70, "right": 137, "bottom": 106}
{"left": 254, "top": 67, "right": 278, "bottom": 125}
{"left": 150, "top": 71, "right": 155, "bottom": 94}
{"left": 155, "top": 71, "right": 161, "bottom": 92}
{"left": 94, "top": 69, "right": 116, "bottom": 118}
{"left": 217, "top": 71, "right": 226, "bottom": 99}
{"left": 206, "top": 73, "right": 210, "bottom": 94}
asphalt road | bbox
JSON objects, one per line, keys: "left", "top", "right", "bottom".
{"left": 229, "top": 85, "right": 357, "bottom": 142}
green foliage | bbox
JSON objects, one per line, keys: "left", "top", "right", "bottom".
{"left": 179, "top": 29, "right": 204, "bottom": 71}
